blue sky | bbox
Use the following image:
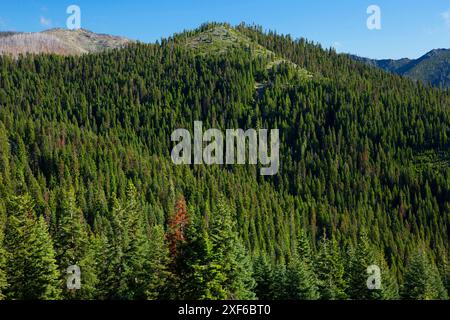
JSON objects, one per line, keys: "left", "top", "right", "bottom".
{"left": 0, "top": 0, "right": 449, "bottom": 59}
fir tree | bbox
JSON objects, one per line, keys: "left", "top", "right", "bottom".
{"left": 402, "top": 248, "right": 448, "bottom": 300}
{"left": 270, "top": 263, "right": 287, "bottom": 300}
{"left": 375, "top": 254, "right": 399, "bottom": 300}
{"left": 0, "top": 201, "right": 8, "bottom": 300}
{"left": 4, "top": 195, "right": 61, "bottom": 300}
{"left": 285, "top": 255, "right": 320, "bottom": 300}
{"left": 180, "top": 218, "right": 227, "bottom": 300}
{"left": 315, "top": 234, "right": 347, "bottom": 300}
{"left": 103, "top": 184, "right": 151, "bottom": 299}
{"left": 146, "top": 224, "right": 170, "bottom": 300}
{"left": 346, "top": 231, "right": 379, "bottom": 300}
{"left": 209, "top": 198, "right": 256, "bottom": 300}
{"left": 253, "top": 254, "right": 274, "bottom": 300}
{"left": 55, "top": 188, "right": 98, "bottom": 299}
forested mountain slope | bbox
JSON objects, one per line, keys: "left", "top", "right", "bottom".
{"left": 0, "top": 23, "right": 449, "bottom": 300}
{"left": 351, "top": 49, "right": 450, "bottom": 88}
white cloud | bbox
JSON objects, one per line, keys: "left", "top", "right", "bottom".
{"left": 441, "top": 10, "right": 450, "bottom": 27}
{"left": 40, "top": 16, "right": 52, "bottom": 27}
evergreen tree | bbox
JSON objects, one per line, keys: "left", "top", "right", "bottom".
{"left": 270, "top": 263, "right": 287, "bottom": 300}
{"left": 253, "top": 254, "right": 273, "bottom": 300}
{"left": 102, "top": 184, "right": 151, "bottom": 299}
{"left": 297, "top": 229, "right": 315, "bottom": 267}
{"left": 346, "top": 231, "right": 379, "bottom": 300}
{"left": 180, "top": 218, "right": 227, "bottom": 300}
{"left": 167, "top": 198, "right": 189, "bottom": 261}
{"left": 439, "top": 254, "right": 450, "bottom": 297}
{"left": 146, "top": 225, "right": 170, "bottom": 300}
{"left": 4, "top": 195, "right": 61, "bottom": 300}
{"left": 55, "top": 188, "right": 98, "bottom": 299}
{"left": 285, "top": 255, "right": 320, "bottom": 300}
{"left": 0, "top": 201, "right": 8, "bottom": 299}
{"left": 402, "top": 248, "right": 448, "bottom": 300}
{"left": 375, "top": 254, "right": 399, "bottom": 300}
{"left": 315, "top": 234, "right": 347, "bottom": 300}
{"left": 209, "top": 198, "right": 256, "bottom": 300}
{"left": 163, "top": 197, "right": 191, "bottom": 299}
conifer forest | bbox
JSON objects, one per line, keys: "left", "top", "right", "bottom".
{"left": 0, "top": 22, "right": 449, "bottom": 301}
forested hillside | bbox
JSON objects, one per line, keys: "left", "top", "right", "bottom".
{"left": 0, "top": 23, "right": 449, "bottom": 300}
{"left": 351, "top": 49, "right": 450, "bottom": 88}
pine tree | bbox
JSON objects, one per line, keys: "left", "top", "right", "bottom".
{"left": 146, "top": 224, "right": 170, "bottom": 300}
{"left": 0, "top": 201, "right": 8, "bottom": 300}
{"left": 163, "top": 197, "right": 191, "bottom": 299}
{"left": 181, "top": 219, "right": 227, "bottom": 300}
{"left": 297, "top": 229, "right": 315, "bottom": 267}
{"left": 270, "top": 263, "right": 287, "bottom": 300}
{"left": 315, "top": 234, "right": 347, "bottom": 299}
{"left": 285, "top": 255, "right": 320, "bottom": 300}
{"left": 167, "top": 197, "right": 189, "bottom": 261}
{"left": 55, "top": 188, "right": 98, "bottom": 299}
{"left": 209, "top": 198, "right": 256, "bottom": 300}
{"left": 346, "top": 231, "right": 379, "bottom": 300}
{"left": 439, "top": 254, "right": 450, "bottom": 297}
{"left": 402, "top": 248, "right": 448, "bottom": 300}
{"left": 103, "top": 184, "right": 151, "bottom": 299}
{"left": 4, "top": 195, "right": 61, "bottom": 300}
{"left": 91, "top": 232, "right": 110, "bottom": 299}
{"left": 375, "top": 254, "right": 399, "bottom": 300}
{"left": 76, "top": 235, "right": 100, "bottom": 299}
{"left": 253, "top": 254, "right": 273, "bottom": 300}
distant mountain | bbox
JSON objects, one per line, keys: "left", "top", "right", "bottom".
{"left": 351, "top": 49, "right": 450, "bottom": 88}
{"left": 0, "top": 28, "right": 132, "bottom": 57}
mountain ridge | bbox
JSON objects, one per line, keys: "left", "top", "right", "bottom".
{"left": 350, "top": 49, "right": 450, "bottom": 88}
{"left": 0, "top": 28, "right": 133, "bottom": 57}
{"left": 1, "top": 24, "right": 449, "bottom": 88}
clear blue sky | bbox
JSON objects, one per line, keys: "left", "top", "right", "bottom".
{"left": 1, "top": 0, "right": 449, "bottom": 59}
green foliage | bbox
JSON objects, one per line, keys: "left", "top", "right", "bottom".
{"left": 315, "top": 234, "right": 347, "bottom": 300}
{"left": 4, "top": 195, "right": 61, "bottom": 300}
{"left": 146, "top": 225, "right": 170, "bottom": 300}
{"left": 402, "top": 248, "right": 448, "bottom": 300}
{"left": 99, "top": 184, "right": 151, "bottom": 299}
{"left": 0, "top": 201, "right": 8, "bottom": 299}
{"left": 253, "top": 255, "right": 273, "bottom": 300}
{"left": 270, "top": 264, "right": 288, "bottom": 300}
{"left": 209, "top": 199, "right": 256, "bottom": 300}
{"left": 285, "top": 255, "right": 320, "bottom": 300}
{"left": 55, "top": 187, "right": 98, "bottom": 299}
{"left": 180, "top": 221, "right": 227, "bottom": 300}
{"left": 346, "top": 232, "right": 378, "bottom": 300}
{"left": 283, "top": 230, "right": 320, "bottom": 300}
